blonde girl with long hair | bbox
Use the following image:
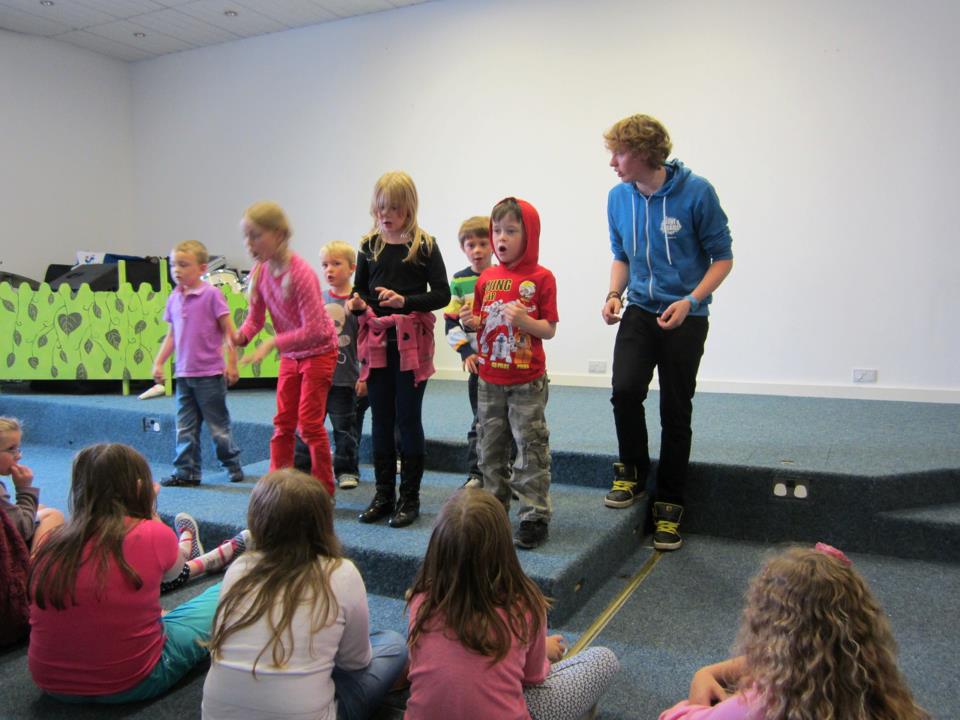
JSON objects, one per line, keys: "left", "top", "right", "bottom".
{"left": 233, "top": 201, "right": 340, "bottom": 495}
{"left": 203, "top": 469, "right": 406, "bottom": 720}
{"left": 346, "top": 172, "right": 450, "bottom": 528}
{"left": 661, "top": 544, "right": 929, "bottom": 720}
{"left": 404, "top": 489, "right": 619, "bottom": 720}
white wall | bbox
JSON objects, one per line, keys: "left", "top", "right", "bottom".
{"left": 0, "top": 29, "right": 136, "bottom": 281}
{"left": 8, "top": 0, "right": 959, "bottom": 400}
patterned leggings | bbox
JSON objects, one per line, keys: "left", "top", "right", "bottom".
{"left": 524, "top": 646, "right": 620, "bottom": 720}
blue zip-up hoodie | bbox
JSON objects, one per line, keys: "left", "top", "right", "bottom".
{"left": 608, "top": 159, "right": 733, "bottom": 316}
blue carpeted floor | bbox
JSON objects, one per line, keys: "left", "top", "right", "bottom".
{"left": 2, "top": 380, "right": 959, "bottom": 719}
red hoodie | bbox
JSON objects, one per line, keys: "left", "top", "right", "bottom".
{"left": 473, "top": 198, "right": 559, "bottom": 385}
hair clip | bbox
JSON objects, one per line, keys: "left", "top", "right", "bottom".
{"left": 815, "top": 542, "right": 852, "bottom": 566}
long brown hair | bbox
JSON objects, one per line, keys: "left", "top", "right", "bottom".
{"left": 737, "top": 547, "right": 929, "bottom": 720}
{"left": 406, "top": 489, "right": 549, "bottom": 663}
{"left": 29, "top": 443, "right": 156, "bottom": 609}
{"left": 209, "top": 469, "right": 343, "bottom": 674}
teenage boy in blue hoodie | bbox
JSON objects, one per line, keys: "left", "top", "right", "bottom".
{"left": 600, "top": 114, "right": 733, "bottom": 551}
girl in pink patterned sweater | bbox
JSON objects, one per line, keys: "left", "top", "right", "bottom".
{"left": 234, "top": 201, "right": 339, "bottom": 495}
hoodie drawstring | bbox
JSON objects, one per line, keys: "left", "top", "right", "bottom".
{"left": 662, "top": 196, "right": 672, "bottom": 265}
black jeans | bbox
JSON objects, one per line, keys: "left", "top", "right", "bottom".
{"left": 611, "top": 306, "right": 708, "bottom": 505}
{"left": 367, "top": 341, "right": 427, "bottom": 458}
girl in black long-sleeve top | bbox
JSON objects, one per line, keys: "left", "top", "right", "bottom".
{"left": 347, "top": 171, "right": 450, "bottom": 528}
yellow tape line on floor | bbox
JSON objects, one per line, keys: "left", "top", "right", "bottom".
{"left": 568, "top": 550, "right": 664, "bottom": 657}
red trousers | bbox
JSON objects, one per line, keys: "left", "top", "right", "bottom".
{"left": 271, "top": 349, "right": 337, "bottom": 495}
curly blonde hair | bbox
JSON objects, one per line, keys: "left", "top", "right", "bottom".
{"left": 737, "top": 547, "right": 929, "bottom": 720}
{"left": 603, "top": 114, "right": 672, "bottom": 168}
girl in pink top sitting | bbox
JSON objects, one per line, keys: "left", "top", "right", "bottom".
{"left": 28, "top": 443, "right": 220, "bottom": 703}
{"left": 234, "top": 201, "right": 339, "bottom": 495}
{"left": 661, "top": 544, "right": 930, "bottom": 720}
{"left": 405, "top": 489, "right": 619, "bottom": 720}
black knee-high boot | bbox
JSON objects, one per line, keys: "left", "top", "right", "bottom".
{"left": 389, "top": 454, "right": 423, "bottom": 528}
{"left": 358, "top": 454, "right": 396, "bottom": 523}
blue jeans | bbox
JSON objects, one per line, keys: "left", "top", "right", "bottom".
{"left": 333, "top": 630, "right": 408, "bottom": 720}
{"left": 49, "top": 583, "right": 221, "bottom": 704}
{"left": 328, "top": 385, "right": 361, "bottom": 477}
{"left": 173, "top": 375, "right": 241, "bottom": 481}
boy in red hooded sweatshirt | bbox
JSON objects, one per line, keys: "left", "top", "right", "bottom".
{"left": 468, "top": 197, "right": 558, "bottom": 549}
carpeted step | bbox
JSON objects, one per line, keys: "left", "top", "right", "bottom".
{"left": 873, "top": 502, "right": 960, "bottom": 561}
{"left": 18, "top": 446, "right": 648, "bottom": 625}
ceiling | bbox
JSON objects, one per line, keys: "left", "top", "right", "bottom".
{"left": 0, "top": 0, "right": 433, "bottom": 62}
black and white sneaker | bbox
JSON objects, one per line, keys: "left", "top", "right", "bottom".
{"left": 514, "top": 520, "right": 549, "bottom": 550}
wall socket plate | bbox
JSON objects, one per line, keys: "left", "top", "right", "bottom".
{"left": 587, "top": 360, "right": 607, "bottom": 374}
{"left": 852, "top": 368, "right": 878, "bottom": 383}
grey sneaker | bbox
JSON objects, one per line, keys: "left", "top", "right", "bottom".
{"left": 174, "top": 513, "right": 204, "bottom": 559}
{"left": 514, "top": 520, "right": 549, "bottom": 550}
{"left": 337, "top": 473, "right": 360, "bottom": 490}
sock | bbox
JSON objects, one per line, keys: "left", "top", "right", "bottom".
{"left": 187, "top": 529, "right": 250, "bottom": 577}
{"left": 177, "top": 529, "right": 195, "bottom": 562}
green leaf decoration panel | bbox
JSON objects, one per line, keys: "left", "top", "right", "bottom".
{"left": 0, "top": 281, "right": 279, "bottom": 383}
{"left": 222, "top": 288, "right": 280, "bottom": 379}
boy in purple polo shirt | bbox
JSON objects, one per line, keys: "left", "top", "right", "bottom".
{"left": 153, "top": 240, "right": 243, "bottom": 486}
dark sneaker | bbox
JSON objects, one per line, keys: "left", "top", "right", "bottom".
{"left": 652, "top": 502, "right": 684, "bottom": 551}
{"left": 388, "top": 498, "right": 420, "bottom": 528}
{"left": 514, "top": 520, "right": 549, "bottom": 550}
{"left": 604, "top": 462, "right": 645, "bottom": 508}
{"left": 228, "top": 469, "right": 247, "bottom": 483}
{"left": 358, "top": 492, "right": 395, "bottom": 523}
{"left": 174, "top": 512, "right": 204, "bottom": 559}
{"left": 462, "top": 475, "right": 483, "bottom": 489}
{"left": 161, "top": 474, "right": 200, "bottom": 487}
{"left": 337, "top": 474, "right": 360, "bottom": 490}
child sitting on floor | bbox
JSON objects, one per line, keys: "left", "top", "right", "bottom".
{"left": 28, "top": 443, "right": 220, "bottom": 704}
{"left": 203, "top": 468, "right": 407, "bottom": 719}
{"left": 661, "top": 543, "right": 930, "bottom": 720}
{"left": 405, "top": 489, "right": 619, "bottom": 720}
{"left": 0, "top": 416, "right": 64, "bottom": 551}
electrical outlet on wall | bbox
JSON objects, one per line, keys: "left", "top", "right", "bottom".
{"left": 852, "top": 368, "right": 878, "bottom": 383}
{"left": 587, "top": 360, "right": 607, "bottom": 374}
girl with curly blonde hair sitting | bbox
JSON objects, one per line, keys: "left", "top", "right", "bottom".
{"left": 661, "top": 543, "right": 929, "bottom": 720}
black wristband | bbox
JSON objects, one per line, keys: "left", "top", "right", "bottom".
{"left": 606, "top": 291, "right": 623, "bottom": 301}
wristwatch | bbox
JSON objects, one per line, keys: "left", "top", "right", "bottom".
{"left": 683, "top": 294, "right": 700, "bottom": 312}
